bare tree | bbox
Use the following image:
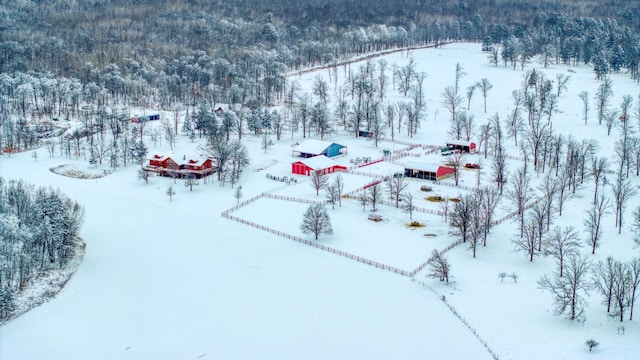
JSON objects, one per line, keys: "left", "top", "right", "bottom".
{"left": 465, "top": 84, "right": 477, "bottom": 110}
{"left": 591, "top": 157, "right": 609, "bottom": 203}
{"left": 377, "top": 59, "right": 388, "bottom": 101}
{"left": 440, "top": 196, "right": 450, "bottom": 223}
{"left": 545, "top": 226, "right": 581, "bottom": 277}
{"left": 325, "top": 184, "right": 339, "bottom": 210}
{"left": 611, "top": 167, "right": 636, "bottom": 233}
{"left": 367, "top": 183, "right": 383, "bottom": 212}
{"left": 525, "top": 114, "right": 551, "bottom": 172}
{"left": 585, "top": 194, "right": 611, "bottom": 254}
{"left": 358, "top": 191, "right": 369, "bottom": 212}
{"left": 442, "top": 86, "right": 463, "bottom": 136}
{"left": 514, "top": 217, "right": 539, "bottom": 262}
{"left": 402, "top": 192, "right": 415, "bottom": 220}
{"left": 426, "top": 250, "right": 451, "bottom": 283}
{"left": 579, "top": 91, "right": 590, "bottom": 125}
{"left": 446, "top": 152, "right": 465, "bottom": 187}
{"left": 310, "top": 170, "right": 329, "bottom": 196}
{"left": 604, "top": 109, "right": 618, "bottom": 136}
{"left": 508, "top": 167, "right": 533, "bottom": 238}
{"left": 312, "top": 75, "right": 329, "bottom": 106}
{"left": 592, "top": 256, "right": 617, "bottom": 314}
{"left": 556, "top": 164, "right": 572, "bottom": 216}
{"left": 386, "top": 175, "right": 407, "bottom": 208}
{"left": 382, "top": 102, "right": 396, "bottom": 141}
{"left": 595, "top": 76, "right": 613, "bottom": 125}
{"left": 628, "top": 257, "right": 640, "bottom": 320}
{"left": 137, "top": 168, "right": 150, "bottom": 184}
{"left": 184, "top": 173, "right": 199, "bottom": 192}
{"left": 468, "top": 192, "right": 483, "bottom": 258}
{"left": 234, "top": 185, "right": 243, "bottom": 204}
{"left": 492, "top": 144, "right": 507, "bottom": 195}
{"left": 297, "top": 92, "right": 312, "bottom": 138}
{"left": 163, "top": 119, "right": 176, "bottom": 150}
{"left": 166, "top": 185, "right": 176, "bottom": 201}
{"left": 478, "top": 186, "right": 501, "bottom": 246}
{"left": 585, "top": 340, "right": 599, "bottom": 352}
{"left": 611, "top": 260, "right": 631, "bottom": 321}
{"left": 556, "top": 73, "right": 571, "bottom": 97}
{"left": 459, "top": 112, "right": 475, "bottom": 141}
{"left": 477, "top": 78, "right": 493, "bottom": 113}
{"left": 454, "top": 62, "right": 466, "bottom": 95}
{"left": 538, "top": 255, "right": 591, "bottom": 321}
{"left": 449, "top": 193, "right": 475, "bottom": 244}
{"left": 530, "top": 202, "right": 549, "bottom": 252}
{"left": 395, "top": 58, "right": 415, "bottom": 97}
{"left": 537, "top": 173, "right": 558, "bottom": 231}
{"left": 367, "top": 105, "right": 386, "bottom": 147}
{"left": 300, "top": 204, "right": 333, "bottom": 240}
{"left": 478, "top": 123, "right": 492, "bottom": 158}
{"left": 508, "top": 90, "right": 525, "bottom": 146}
{"left": 333, "top": 174, "right": 345, "bottom": 207}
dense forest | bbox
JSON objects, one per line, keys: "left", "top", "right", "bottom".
{"left": 0, "top": 178, "right": 85, "bottom": 319}
{"left": 1, "top": 0, "right": 639, "bottom": 124}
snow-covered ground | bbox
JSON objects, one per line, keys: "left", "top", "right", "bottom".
{"left": 1, "top": 43, "right": 639, "bottom": 359}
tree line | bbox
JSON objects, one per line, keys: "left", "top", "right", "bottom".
{"left": 0, "top": 178, "right": 85, "bottom": 319}
{"left": 2, "top": 1, "right": 640, "bottom": 144}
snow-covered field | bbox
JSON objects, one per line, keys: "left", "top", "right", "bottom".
{"left": 1, "top": 43, "right": 639, "bottom": 359}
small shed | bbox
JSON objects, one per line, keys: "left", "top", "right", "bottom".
{"left": 292, "top": 139, "right": 347, "bottom": 158}
{"left": 292, "top": 155, "right": 347, "bottom": 176}
{"left": 404, "top": 162, "right": 455, "bottom": 181}
{"left": 444, "top": 140, "right": 477, "bottom": 154}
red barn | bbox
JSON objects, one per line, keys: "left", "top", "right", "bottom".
{"left": 292, "top": 155, "right": 347, "bottom": 176}
{"left": 404, "top": 162, "right": 455, "bottom": 181}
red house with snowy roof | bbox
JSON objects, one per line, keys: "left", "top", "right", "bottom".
{"left": 146, "top": 154, "right": 217, "bottom": 178}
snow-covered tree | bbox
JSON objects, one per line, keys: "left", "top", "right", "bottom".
{"left": 538, "top": 255, "right": 591, "bottom": 321}
{"left": 300, "top": 204, "right": 333, "bottom": 240}
{"left": 426, "top": 250, "right": 451, "bottom": 283}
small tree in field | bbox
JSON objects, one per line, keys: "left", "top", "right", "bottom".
{"left": 325, "top": 184, "right": 339, "bottom": 209}
{"left": 300, "top": 204, "right": 333, "bottom": 240}
{"left": 426, "top": 250, "right": 451, "bottom": 283}
{"left": 367, "top": 183, "right": 383, "bottom": 212}
{"left": 310, "top": 171, "right": 328, "bottom": 196}
{"left": 358, "top": 191, "right": 369, "bottom": 212}
{"left": 333, "top": 174, "right": 345, "bottom": 206}
{"left": 538, "top": 255, "right": 591, "bottom": 321}
{"left": 402, "top": 193, "right": 415, "bottom": 220}
{"left": 234, "top": 185, "right": 243, "bottom": 204}
{"left": 137, "top": 168, "right": 150, "bottom": 183}
{"left": 166, "top": 185, "right": 176, "bottom": 201}
{"left": 585, "top": 339, "right": 599, "bottom": 352}
{"left": 184, "top": 174, "right": 199, "bottom": 192}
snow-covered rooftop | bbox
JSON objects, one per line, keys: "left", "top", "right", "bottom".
{"left": 404, "top": 161, "right": 443, "bottom": 172}
{"left": 295, "top": 155, "right": 341, "bottom": 170}
{"left": 293, "top": 139, "right": 336, "bottom": 155}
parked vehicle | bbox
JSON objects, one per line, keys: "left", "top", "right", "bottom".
{"left": 420, "top": 185, "right": 433, "bottom": 192}
{"left": 464, "top": 163, "right": 480, "bottom": 169}
{"left": 368, "top": 214, "right": 383, "bottom": 222}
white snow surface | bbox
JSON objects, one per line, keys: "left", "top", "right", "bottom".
{"left": 1, "top": 43, "right": 640, "bottom": 359}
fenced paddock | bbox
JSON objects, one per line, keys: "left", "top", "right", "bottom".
{"left": 223, "top": 194, "right": 453, "bottom": 275}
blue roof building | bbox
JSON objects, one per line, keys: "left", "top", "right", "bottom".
{"left": 292, "top": 139, "right": 347, "bottom": 158}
